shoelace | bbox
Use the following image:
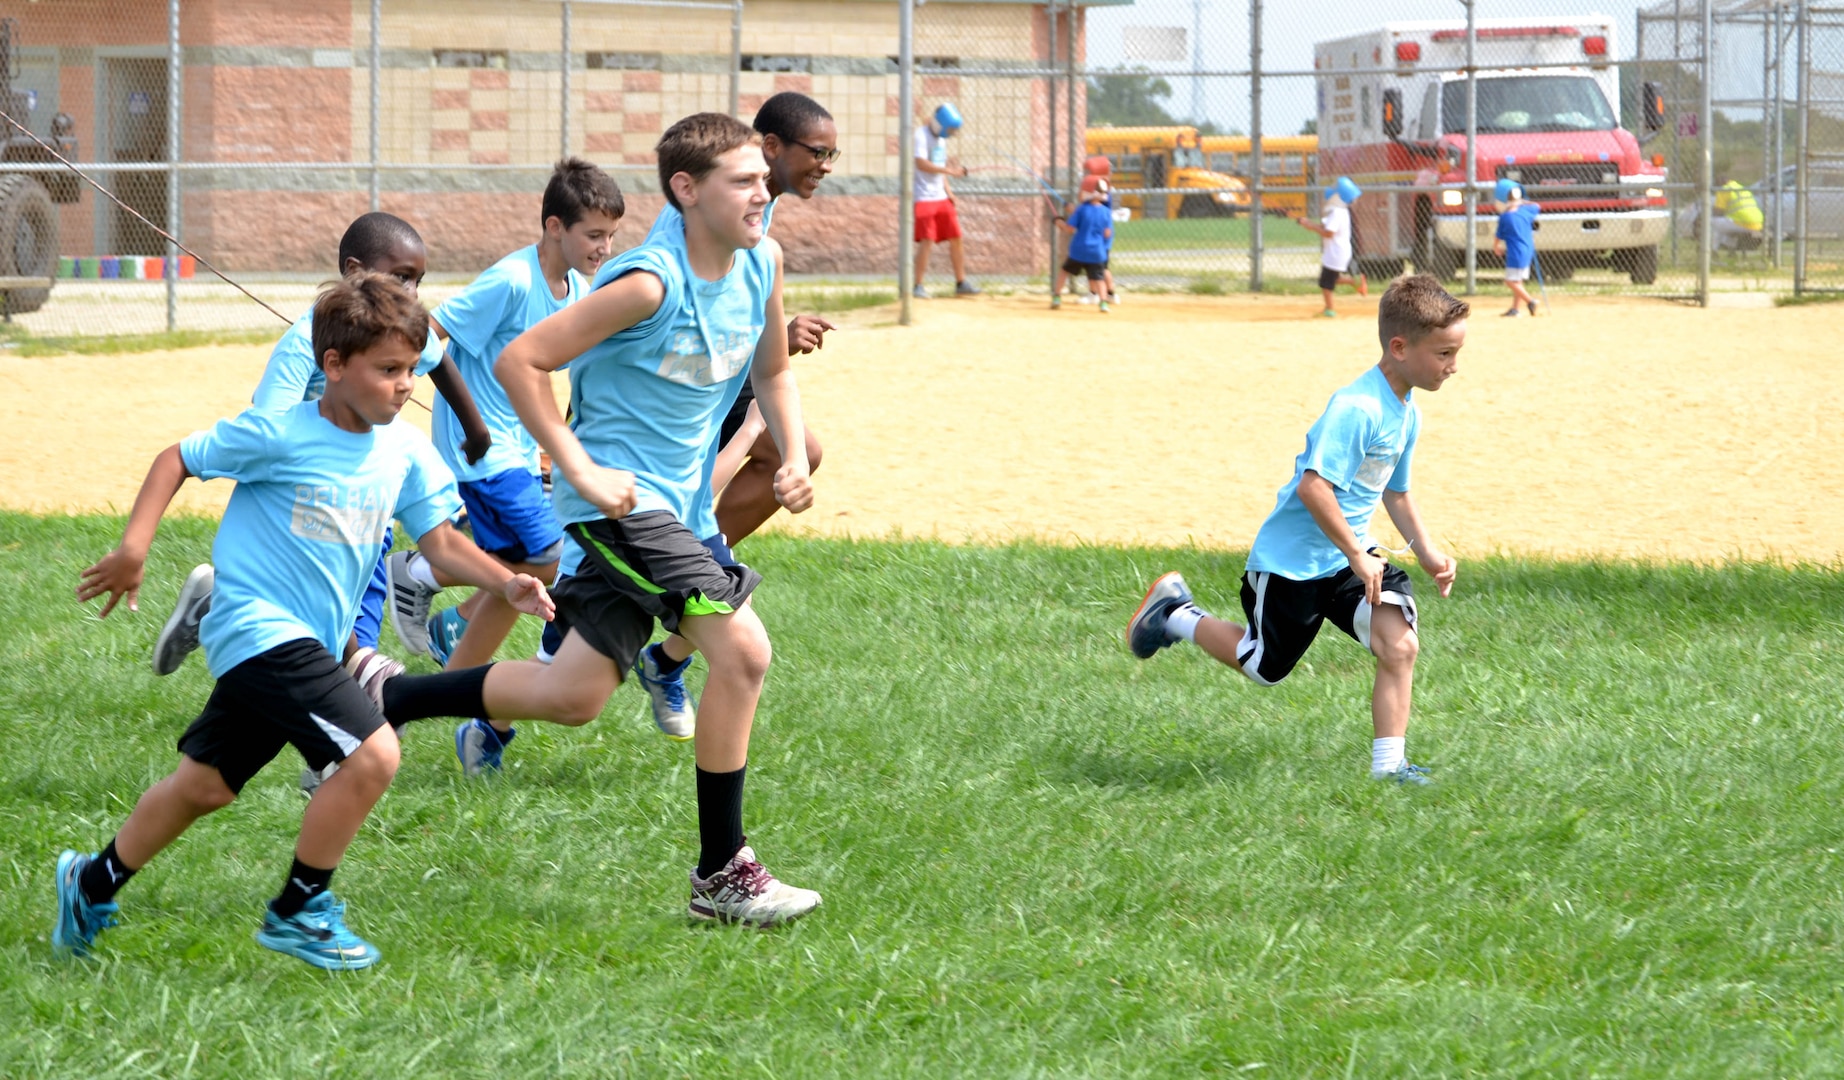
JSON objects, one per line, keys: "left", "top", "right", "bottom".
{"left": 717, "top": 859, "right": 772, "bottom": 899}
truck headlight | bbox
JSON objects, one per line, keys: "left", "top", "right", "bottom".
{"left": 1441, "top": 190, "right": 1463, "bottom": 207}
{"left": 1645, "top": 188, "right": 1664, "bottom": 199}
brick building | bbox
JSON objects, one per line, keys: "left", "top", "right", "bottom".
{"left": 2, "top": 0, "right": 1103, "bottom": 277}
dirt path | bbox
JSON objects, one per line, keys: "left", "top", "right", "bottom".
{"left": 4, "top": 293, "right": 1840, "bottom": 563}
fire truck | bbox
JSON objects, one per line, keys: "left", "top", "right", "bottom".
{"left": 1314, "top": 16, "right": 1668, "bottom": 284}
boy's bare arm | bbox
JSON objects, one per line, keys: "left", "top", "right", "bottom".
{"left": 748, "top": 243, "right": 812, "bottom": 513}
{"left": 710, "top": 400, "right": 767, "bottom": 500}
{"left": 1381, "top": 488, "right": 1457, "bottom": 597}
{"left": 78, "top": 443, "right": 192, "bottom": 617}
{"left": 1296, "top": 469, "right": 1388, "bottom": 605}
{"left": 497, "top": 272, "right": 666, "bottom": 520}
{"left": 414, "top": 521, "right": 556, "bottom": 620}
{"left": 427, "top": 352, "right": 493, "bottom": 464}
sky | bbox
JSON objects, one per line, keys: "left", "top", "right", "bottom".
{"left": 1083, "top": 1, "right": 1756, "bottom": 136}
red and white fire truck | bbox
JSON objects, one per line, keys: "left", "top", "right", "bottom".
{"left": 1314, "top": 16, "right": 1669, "bottom": 284}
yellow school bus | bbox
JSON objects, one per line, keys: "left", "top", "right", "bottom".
{"left": 1199, "top": 135, "right": 1319, "bottom": 216}
{"left": 1083, "top": 126, "right": 1248, "bottom": 219}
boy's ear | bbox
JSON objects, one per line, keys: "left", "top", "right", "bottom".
{"left": 339, "top": 256, "right": 363, "bottom": 278}
{"left": 320, "top": 347, "right": 345, "bottom": 376}
{"left": 1387, "top": 335, "right": 1409, "bottom": 362}
{"left": 669, "top": 170, "right": 696, "bottom": 209}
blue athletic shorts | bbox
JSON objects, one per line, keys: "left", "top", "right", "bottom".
{"left": 354, "top": 528, "right": 392, "bottom": 651}
{"left": 458, "top": 470, "right": 565, "bottom": 565}
{"left": 540, "top": 532, "right": 735, "bottom": 659}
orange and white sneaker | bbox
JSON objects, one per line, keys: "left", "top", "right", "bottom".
{"left": 688, "top": 845, "right": 821, "bottom": 927}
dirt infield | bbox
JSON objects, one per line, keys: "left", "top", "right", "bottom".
{"left": 3, "top": 292, "right": 1840, "bottom": 563}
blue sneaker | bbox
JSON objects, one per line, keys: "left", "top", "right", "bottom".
{"left": 456, "top": 718, "right": 516, "bottom": 777}
{"left": 425, "top": 607, "right": 468, "bottom": 666}
{"left": 51, "top": 851, "right": 119, "bottom": 958}
{"left": 255, "top": 892, "right": 380, "bottom": 970}
{"left": 1377, "top": 763, "right": 1433, "bottom": 786}
{"left": 634, "top": 645, "right": 696, "bottom": 740}
{"left": 1126, "top": 572, "right": 1194, "bottom": 659}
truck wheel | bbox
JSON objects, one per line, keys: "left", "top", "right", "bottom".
{"left": 1355, "top": 255, "right": 1405, "bottom": 280}
{"left": 1417, "top": 221, "right": 1459, "bottom": 280}
{"left": 0, "top": 176, "right": 58, "bottom": 314}
{"left": 1177, "top": 194, "right": 1214, "bottom": 219}
{"left": 1618, "top": 245, "right": 1658, "bottom": 285}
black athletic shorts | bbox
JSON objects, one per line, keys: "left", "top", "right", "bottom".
{"left": 177, "top": 638, "right": 386, "bottom": 793}
{"left": 1061, "top": 257, "right": 1108, "bottom": 280}
{"left": 1234, "top": 559, "right": 1418, "bottom": 687}
{"left": 553, "top": 512, "right": 762, "bottom": 675}
{"left": 1318, "top": 264, "right": 1350, "bottom": 291}
{"left": 719, "top": 377, "right": 757, "bottom": 449}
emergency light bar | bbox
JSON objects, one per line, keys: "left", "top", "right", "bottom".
{"left": 1430, "top": 27, "right": 1581, "bottom": 41}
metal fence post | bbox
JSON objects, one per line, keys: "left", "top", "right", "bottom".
{"left": 1796, "top": 0, "right": 1810, "bottom": 294}
{"left": 1249, "top": 0, "right": 1262, "bottom": 292}
{"left": 369, "top": 0, "right": 381, "bottom": 212}
{"left": 1065, "top": 0, "right": 1076, "bottom": 210}
{"left": 1047, "top": 1, "right": 1058, "bottom": 297}
{"left": 1773, "top": 0, "right": 1786, "bottom": 267}
{"left": 729, "top": 0, "right": 742, "bottom": 117}
{"left": 166, "top": 0, "right": 180, "bottom": 332}
{"left": 1463, "top": 0, "right": 1477, "bottom": 296}
{"left": 1696, "top": 0, "right": 1712, "bottom": 307}
{"left": 898, "top": 0, "right": 915, "bottom": 325}
{"left": 561, "top": 0, "right": 572, "bottom": 158}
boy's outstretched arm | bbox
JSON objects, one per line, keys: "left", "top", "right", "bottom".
{"left": 414, "top": 522, "right": 556, "bottom": 620}
{"left": 497, "top": 271, "right": 667, "bottom": 520}
{"left": 1296, "top": 469, "right": 1388, "bottom": 605}
{"left": 426, "top": 350, "right": 494, "bottom": 465}
{"left": 1381, "top": 488, "right": 1457, "bottom": 597}
{"left": 748, "top": 242, "right": 812, "bottom": 514}
{"left": 77, "top": 443, "right": 191, "bottom": 617}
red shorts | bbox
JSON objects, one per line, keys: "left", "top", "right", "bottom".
{"left": 914, "top": 198, "right": 962, "bottom": 243}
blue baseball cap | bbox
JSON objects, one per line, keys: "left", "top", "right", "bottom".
{"left": 1494, "top": 178, "right": 1522, "bottom": 202}
{"left": 1333, "top": 176, "right": 1361, "bottom": 204}
{"left": 933, "top": 103, "right": 964, "bottom": 134}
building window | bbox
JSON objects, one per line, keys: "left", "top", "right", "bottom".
{"left": 434, "top": 49, "right": 507, "bottom": 69}
{"left": 587, "top": 52, "right": 660, "bottom": 71}
{"left": 741, "top": 55, "right": 810, "bottom": 73}
{"left": 884, "top": 56, "right": 961, "bottom": 73}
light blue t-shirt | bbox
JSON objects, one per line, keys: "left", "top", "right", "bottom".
{"left": 431, "top": 246, "right": 588, "bottom": 483}
{"left": 250, "top": 308, "right": 445, "bottom": 415}
{"left": 180, "top": 401, "right": 462, "bottom": 677}
{"left": 1246, "top": 365, "right": 1420, "bottom": 581}
{"left": 550, "top": 225, "right": 775, "bottom": 530}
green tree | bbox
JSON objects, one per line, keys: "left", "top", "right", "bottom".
{"left": 1087, "top": 71, "right": 1182, "bottom": 127}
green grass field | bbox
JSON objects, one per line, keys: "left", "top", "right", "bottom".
{"left": 6, "top": 511, "right": 1844, "bottom": 1077}
{"left": 1111, "top": 215, "right": 1321, "bottom": 253}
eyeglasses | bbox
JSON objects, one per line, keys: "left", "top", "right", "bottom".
{"left": 786, "top": 137, "right": 842, "bottom": 164}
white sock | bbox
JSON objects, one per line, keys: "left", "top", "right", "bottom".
{"left": 534, "top": 644, "right": 555, "bottom": 665}
{"left": 1371, "top": 736, "right": 1406, "bottom": 777}
{"left": 407, "top": 552, "right": 441, "bottom": 591}
{"left": 1164, "top": 602, "right": 1207, "bottom": 643}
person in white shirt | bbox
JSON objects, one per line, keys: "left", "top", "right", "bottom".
{"left": 912, "top": 104, "right": 979, "bottom": 299}
{"left": 1296, "top": 175, "right": 1369, "bottom": 318}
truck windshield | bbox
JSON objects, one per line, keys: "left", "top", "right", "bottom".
{"left": 1441, "top": 76, "right": 1616, "bottom": 134}
{"left": 1173, "top": 147, "right": 1206, "bottom": 169}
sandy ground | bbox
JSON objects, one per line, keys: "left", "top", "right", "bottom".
{"left": 3, "top": 292, "right": 1841, "bottom": 563}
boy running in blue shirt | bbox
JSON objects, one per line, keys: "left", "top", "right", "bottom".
{"left": 1492, "top": 179, "right": 1541, "bottom": 317}
{"left": 58, "top": 274, "right": 554, "bottom": 969}
{"left": 451, "top": 112, "right": 820, "bottom": 925}
{"left": 1052, "top": 180, "right": 1113, "bottom": 312}
{"left": 385, "top": 159, "right": 623, "bottom": 688}
{"left": 151, "top": 213, "right": 492, "bottom": 677}
{"left": 1126, "top": 275, "right": 1464, "bottom": 784}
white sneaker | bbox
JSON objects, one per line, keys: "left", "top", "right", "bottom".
{"left": 688, "top": 845, "right": 821, "bottom": 927}
{"left": 152, "top": 564, "right": 214, "bottom": 676}
{"left": 387, "top": 551, "right": 439, "bottom": 656}
{"left": 343, "top": 646, "right": 404, "bottom": 713}
{"left": 634, "top": 646, "right": 696, "bottom": 740}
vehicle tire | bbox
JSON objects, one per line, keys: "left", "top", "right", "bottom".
{"left": 1617, "top": 244, "right": 1658, "bottom": 286}
{"left": 0, "top": 175, "right": 58, "bottom": 314}
{"left": 1179, "top": 194, "right": 1234, "bottom": 219}
{"left": 1416, "top": 220, "right": 1459, "bottom": 280}
{"left": 1355, "top": 255, "right": 1405, "bottom": 280}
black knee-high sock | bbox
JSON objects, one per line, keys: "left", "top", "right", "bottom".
{"left": 271, "top": 857, "right": 335, "bottom": 918}
{"left": 78, "top": 838, "right": 136, "bottom": 905}
{"left": 382, "top": 664, "right": 494, "bottom": 724}
{"left": 695, "top": 765, "right": 747, "bottom": 878}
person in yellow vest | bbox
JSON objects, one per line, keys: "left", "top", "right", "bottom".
{"left": 1711, "top": 179, "right": 1765, "bottom": 251}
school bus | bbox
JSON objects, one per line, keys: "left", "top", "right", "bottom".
{"left": 1199, "top": 135, "right": 1319, "bottom": 216}
{"left": 1083, "top": 126, "right": 1248, "bottom": 219}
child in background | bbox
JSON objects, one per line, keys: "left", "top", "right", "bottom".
{"left": 1297, "top": 176, "right": 1369, "bottom": 318}
{"left": 1492, "top": 178, "right": 1542, "bottom": 317}
{"left": 1052, "top": 180, "right": 1114, "bottom": 312}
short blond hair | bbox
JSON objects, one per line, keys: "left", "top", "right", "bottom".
{"left": 1377, "top": 274, "right": 1468, "bottom": 350}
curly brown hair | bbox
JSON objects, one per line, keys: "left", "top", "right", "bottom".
{"left": 311, "top": 271, "right": 429, "bottom": 371}
{"left": 1378, "top": 274, "right": 1469, "bottom": 351}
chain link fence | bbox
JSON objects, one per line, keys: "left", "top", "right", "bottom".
{"left": 2, "top": 0, "right": 1841, "bottom": 342}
